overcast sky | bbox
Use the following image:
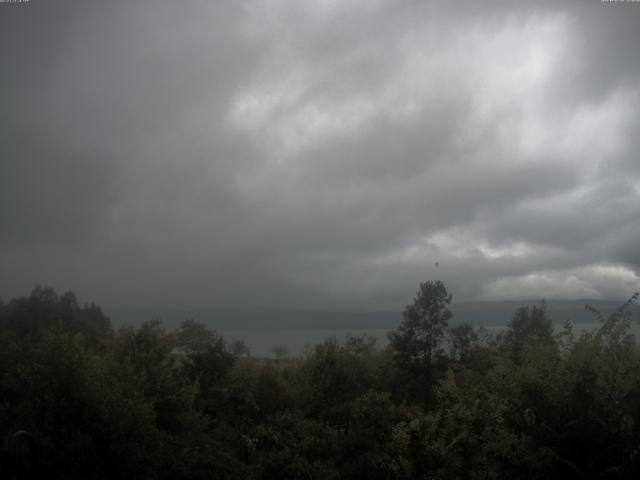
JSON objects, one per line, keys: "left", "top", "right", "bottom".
{"left": 1, "top": 0, "right": 640, "bottom": 310}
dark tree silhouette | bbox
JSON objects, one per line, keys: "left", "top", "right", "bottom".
{"left": 388, "top": 280, "right": 452, "bottom": 405}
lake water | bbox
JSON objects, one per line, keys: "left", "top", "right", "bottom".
{"left": 223, "top": 321, "right": 640, "bottom": 358}
{"left": 222, "top": 329, "right": 390, "bottom": 357}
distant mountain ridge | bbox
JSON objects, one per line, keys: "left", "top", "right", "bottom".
{"left": 105, "top": 299, "right": 640, "bottom": 331}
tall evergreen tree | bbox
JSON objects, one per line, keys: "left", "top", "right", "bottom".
{"left": 388, "top": 280, "right": 452, "bottom": 405}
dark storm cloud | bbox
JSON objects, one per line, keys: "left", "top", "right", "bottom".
{"left": 1, "top": 0, "right": 639, "bottom": 308}
{"left": 1, "top": 0, "right": 262, "bottom": 303}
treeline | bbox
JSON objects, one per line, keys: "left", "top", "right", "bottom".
{"left": 1, "top": 282, "right": 640, "bottom": 479}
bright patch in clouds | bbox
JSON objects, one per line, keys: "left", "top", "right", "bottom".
{"left": 230, "top": 12, "right": 574, "bottom": 160}
{"left": 426, "top": 229, "right": 534, "bottom": 261}
{"left": 481, "top": 264, "right": 640, "bottom": 301}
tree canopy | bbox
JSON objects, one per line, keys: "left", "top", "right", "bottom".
{"left": 1, "top": 284, "right": 640, "bottom": 479}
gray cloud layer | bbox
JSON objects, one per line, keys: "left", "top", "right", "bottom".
{"left": 1, "top": 0, "right": 639, "bottom": 309}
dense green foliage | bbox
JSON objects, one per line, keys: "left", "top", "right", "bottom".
{"left": 1, "top": 283, "right": 640, "bottom": 479}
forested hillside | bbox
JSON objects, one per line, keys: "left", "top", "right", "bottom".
{"left": 1, "top": 282, "right": 640, "bottom": 479}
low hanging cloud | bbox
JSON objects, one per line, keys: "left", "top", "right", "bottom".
{"left": 1, "top": 0, "right": 639, "bottom": 309}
